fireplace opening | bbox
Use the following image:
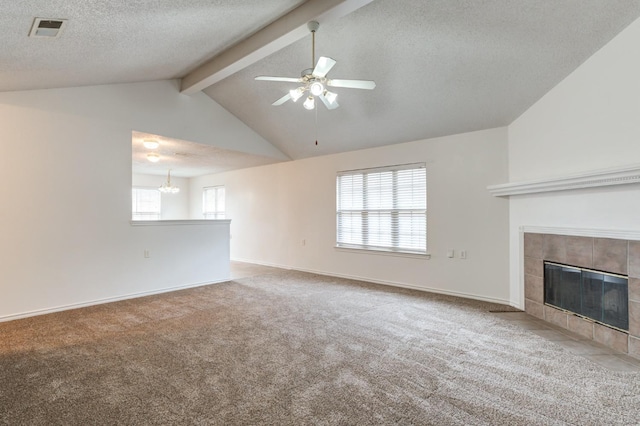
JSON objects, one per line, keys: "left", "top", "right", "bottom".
{"left": 544, "top": 262, "right": 629, "bottom": 331}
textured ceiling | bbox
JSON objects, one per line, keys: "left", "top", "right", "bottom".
{"left": 132, "top": 132, "right": 281, "bottom": 178}
{"left": 3, "top": 0, "right": 640, "bottom": 165}
{"left": 0, "top": 0, "right": 305, "bottom": 92}
{"left": 205, "top": 0, "right": 640, "bottom": 159}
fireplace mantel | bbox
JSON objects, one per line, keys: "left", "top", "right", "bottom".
{"left": 521, "top": 226, "right": 640, "bottom": 242}
{"left": 487, "top": 164, "right": 640, "bottom": 197}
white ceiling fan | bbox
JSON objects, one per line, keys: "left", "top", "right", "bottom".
{"left": 255, "top": 21, "right": 376, "bottom": 111}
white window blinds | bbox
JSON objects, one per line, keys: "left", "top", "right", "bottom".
{"left": 203, "top": 186, "right": 225, "bottom": 219}
{"left": 132, "top": 187, "right": 161, "bottom": 220}
{"left": 336, "top": 163, "right": 426, "bottom": 254}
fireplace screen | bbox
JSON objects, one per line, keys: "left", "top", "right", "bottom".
{"left": 544, "top": 262, "right": 628, "bottom": 331}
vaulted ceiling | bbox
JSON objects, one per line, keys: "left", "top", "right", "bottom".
{"left": 3, "top": 0, "right": 640, "bottom": 173}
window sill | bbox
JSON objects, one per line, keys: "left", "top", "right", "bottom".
{"left": 334, "top": 246, "right": 431, "bottom": 260}
{"left": 130, "top": 219, "right": 231, "bottom": 226}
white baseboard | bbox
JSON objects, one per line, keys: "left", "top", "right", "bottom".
{"left": 3, "top": 259, "right": 517, "bottom": 323}
{"left": 0, "top": 278, "right": 230, "bottom": 323}
{"left": 232, "top": 258, "right": 512, "bottom": 307}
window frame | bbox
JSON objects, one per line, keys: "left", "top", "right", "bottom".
{"left": 336, "top": 163, "right": 427, "bottom": 256}
{"left": 202, "top": 185, "right": 226, "bottom": 219}
{"left": 132, "top": 186, "right": 162, "bottom": 221}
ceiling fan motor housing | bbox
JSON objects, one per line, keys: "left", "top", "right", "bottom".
{"left": 307, "top": 21, "right": 320, "bottom": 32}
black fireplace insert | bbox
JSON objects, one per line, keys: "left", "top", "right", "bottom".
{"left": 544, "top": 262, "right": 628, "bottom": 331}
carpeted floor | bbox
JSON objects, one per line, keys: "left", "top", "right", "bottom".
{"left": 1, "top": 268, "right": 639, "bottom": 425}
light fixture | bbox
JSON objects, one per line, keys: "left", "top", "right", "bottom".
{"left": 303, "top": 96, "right": 315, "bottom": 110}
{"left": 159, "top": 170, "right": 180, "bottom": 194}
{"left": 324, "top": 90, "right": 338, "bottom": 105}
{"left": 255, "top": 20, "right": 375, "bottom": 111}
{"left": 147, "top": 153, "right": 160, "bottom": 163}
{"left": 289, "top": 87, "right": 304, "bottom": 102}
{"left": 143, "top": 139, "right": 159, "bottom": 150}
{"left": 309, "top": 81, "right": 324, "bottom": 96}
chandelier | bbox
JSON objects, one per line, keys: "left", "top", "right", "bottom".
{"left": 159, "top": 170, "right": 180, "bottom": 194}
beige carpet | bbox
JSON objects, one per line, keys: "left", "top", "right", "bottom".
{"left": 1, "top": 269, "right": 639, "bottom": 425}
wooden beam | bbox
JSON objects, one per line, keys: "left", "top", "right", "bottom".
{"left": 180, "top": 0, "right": 374, "bottom": 94}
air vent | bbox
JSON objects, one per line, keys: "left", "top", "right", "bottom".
{"left": 29, "top": 18, "right": 67, "bottom": 38}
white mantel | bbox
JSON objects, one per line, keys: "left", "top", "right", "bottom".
{"left": 487, "top": 164, "right": 640, "bottom": 197}
{"left": 520, "top": 226, "right": 640, "bottom": 242}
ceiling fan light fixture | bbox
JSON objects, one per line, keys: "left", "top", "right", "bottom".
{"left": 303, "top": 96, "right": 315, "bottom": 110}
{"left": 324, "top": 90, "right": 338, "bottom": 105}
{"left": 310, "top": 81, "right": 324, "bottom": 97}
{"left": 143, "top": 139, "right": 159, "bottom": 150}
{"left": 147, "top": 153, "right": 160, "bottom": 163}
{"left": 289, "top": 87, "right": 304, "bottom": 102}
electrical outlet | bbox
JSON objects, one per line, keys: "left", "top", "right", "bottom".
{"left": 302, "top": 239, "right": 306, "bottom": 246}
{"left": 447, "top": 249, "right": 454, "bottom": 258}
{"left": 144, "top": 250, "right": 150, "bottom": 258}
{"left": 460, "top": 250, "right": 467, "bottom": 259}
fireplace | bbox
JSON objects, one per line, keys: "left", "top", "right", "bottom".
{"left": 523, "top": 232, "right": 640, "bottom": 358}
{"left": 543, "top": 262, "right": 628, "bottom": 331}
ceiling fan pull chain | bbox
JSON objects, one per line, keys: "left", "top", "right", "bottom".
{"left": 315, "top": 104, "right": 318, "bottom": 146}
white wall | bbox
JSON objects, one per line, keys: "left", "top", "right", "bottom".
{"left": 507, "top": 16, "right": 640, "bottom": 307}
{"left": 0, "top": 80, "right": 280, "bottom": 320}
{"left": 133, "top": 173, "right": 190, "bottom": 220}
{"left": 191, "top": 128, "right": 511, "bottom": 304}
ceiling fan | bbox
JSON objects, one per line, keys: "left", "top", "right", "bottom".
{"left": 255, "top": 21, "right": 376, "bottom": 111}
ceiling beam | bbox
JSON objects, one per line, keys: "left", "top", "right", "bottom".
{"left": 179, "top": 0, "right": 374, "bottom": 94}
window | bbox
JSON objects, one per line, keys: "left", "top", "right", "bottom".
{"left": 132, "top": 187, "right": 161, "bottom": 220}
{"left": 203, "top": 186, "right": 225, "bottom": 219}
{"left": 336, "top": 163, "right": 426, "bottom": 254}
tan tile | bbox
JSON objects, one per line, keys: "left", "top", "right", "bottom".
{"left": 567, "top": 315, "right": 594, "bottom": 340}
{"left": 628, "top": 336, "right": 640, "bottom": 360}
{"left": 524, "top": 275, "right": 543, "bottom": 304}
{"left": 593, "top": 323, "right": 628, "bottom": 353}
{"left": 584, "top": 354, "right": 640, "bottom": 372}
{"left": 540, "top": 321, "right": 589, "bottom": 340}
{"left": 614, "top": 353, "right": 640, "bottom": 367}
{"left": 532, "top": 329, "right": 573, "bottom": 341}
{"left": 630, "top": 278, "right": 640, "bottom": 303}
{"left": 629, "top": 241, "right": 640, "bottom": 279}
{"left": 525, "top": 299, "right": 544, "bottom": 320}
{"left": 490, "top": 312, "right": 532, "bottom": 321}
{"left": 554, "top": 339, "right": 615, "bottom": 355}
{"left": 509, "top": 320, "right": 550, "bottom": 330}
{"left": 565, "top": 236, "right": 593, "bottom": 268}
{"left": 524, "top": 233, "right": 543, "bottom": 259}
{"left": 593, "top": 238, "right": 628, "bottom": 275}
{"left": 524, "top": 256, "right": 543, "bottom": 278}
{"left": 544, "top": 305, "right": 568, "bottom": 329}
{"left": 543, "top": 234, "right": 566, "bottom": 264}
{"left": 629, "top": 300, "right": 640, "bottom": 337}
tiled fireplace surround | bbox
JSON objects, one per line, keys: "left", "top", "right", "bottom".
{"left": 524, "top": 233, "right": 640, "bottom": 359}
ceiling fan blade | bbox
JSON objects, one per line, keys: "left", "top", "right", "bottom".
{"left": 319, "top": 93, "right": 339, "bottom": 110}
{"left": 255, "top": 76, "right": 302, "bottom": 83}
{"left": 272, "top": 93, "right": 291, "bottom": 106}
{"left": 327, "top": 79, "right": 376, "bottom": 90}
{"left": 312, "top": 56, "right": 337, "bottom": 78}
